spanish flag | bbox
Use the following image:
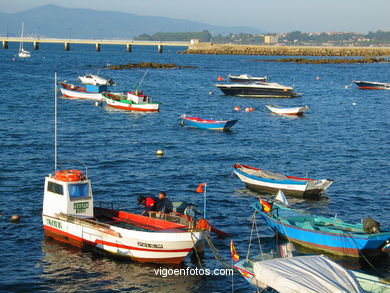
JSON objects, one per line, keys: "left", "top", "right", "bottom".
{"left": 260, "top": 198, "right": 272, "bottom": 213}
{"left": 230, "top": 240, "right": 240, "bottom": 262}
{"left": 196, "top": 183, "right": 206, "bottom": 193}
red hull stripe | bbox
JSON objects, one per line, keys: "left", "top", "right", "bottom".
{"left": 358, "top": 87, "right": 385, "bottom": 90}
{"left": 43, "top": 225, "right": 192, "bottom": 253}
{"left": 107, "top": 104, "right": 158, "bottom": 112}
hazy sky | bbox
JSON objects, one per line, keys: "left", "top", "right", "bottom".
{"left": 1, "top": 0, "right": 389, "bottom": 32}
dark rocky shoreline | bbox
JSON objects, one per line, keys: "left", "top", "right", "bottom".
{"left": 107, "top": 62, "right": 197, "bottom": 70}
{"left": 251, "top": 57, "right": 389, "bottom": 64}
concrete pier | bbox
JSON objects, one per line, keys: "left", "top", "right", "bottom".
{"left": 157, "top": 44, "right": 163, "bottom": 53}
{"left": 126, "top": 44, "right": 132, "bottom": 52}
{"left": 2, "top": 40, "right": 8, "bottom": 49}
{"left": 96, "top": 43, "right": 100, "bottom": 51}
{"left": 33, "top": 41, "right": 39, "bottom": 50}
{"left": 64, "top": 42, "right": 70, "bottom": 51}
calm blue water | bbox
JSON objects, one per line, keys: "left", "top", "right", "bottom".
{"left": 0, "top": 43, "right": 389, "bottom": 292}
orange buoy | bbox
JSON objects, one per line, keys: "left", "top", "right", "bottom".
{"left": 217, "top": 76, "right": 223, "bottom": 81}
{"left": 316, "top": 76, "right": 320, "bottom": 80}
{"left": 249, "top": 107, "right": 254, "bottom": 111}
{"left": 55, "top": 169, "right": 85, "bottom": 182}
{"left": 244, "top": 107, "right": 250, "bottom": 112}
{"left": 234, "top": 106, "right": 241, "bottom": 111}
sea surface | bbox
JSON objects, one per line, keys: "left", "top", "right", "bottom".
{"left": 0, "top": 43, "right": 389, "bottom": 293}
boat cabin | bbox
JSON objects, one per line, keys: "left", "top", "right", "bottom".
{"left": 127, "top": 91, "right": 150, "bottom": 103}
{"left": 42, "top": 170, "right": 94, "bottom": 218}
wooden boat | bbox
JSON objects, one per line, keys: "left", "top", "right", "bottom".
{"left": 215, "top": 82, "right": 297, "bottom": 98}
{"left": 18, "top": 22, "right": 31, "bottom": 58}
{"left": 228, "top": 74, "right": 267, "bottom": 83}
{"left": 180, "top": 114, "right": 238, "bottom": 130}
{"left": 232, "top": 163, "right": 333, "bottom": 197}
{"left": 58, "top": 82, "right": 106, "bottom": 101}
{"left": 78, "top": 74, "right": 116, "bottom": 86}
{"left": 103, "top": 91, "right": 160, "bottom": 112}
{"left": 235, "top": 254, "right": 390, "bottom": 292}
{"left": 253, "top": 201, "right": 390, "bottom": 258}
{"left": 266, "top": 104, "right": 309, "bottom": 116}
{"left": 42, "top": 168, "right": 209, "bottom": 264}
{"left": 353, "top": 81, "right": 390, "bottom": 90}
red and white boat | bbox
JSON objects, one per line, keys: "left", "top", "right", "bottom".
{"left": 266, "top": 104, "right": 309, "bottom": 116}
{"left": 58, "top": 82, "right": 106, "bottom": 101}
{"left": 42, "top": 168, "right": 209, "bottom": 263}
{"left": 103, "top": 91, "right": 160, "bottom": 112}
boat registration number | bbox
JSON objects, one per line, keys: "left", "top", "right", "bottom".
{"left": 73, "top": 202, "right": 89, "bottom": 213}
{"left": 137, "top": 242, "right": 163, "bottom": 249}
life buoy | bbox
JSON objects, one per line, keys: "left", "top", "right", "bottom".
{"left": 55, "top": 169, "right": 85, "bottom": 182}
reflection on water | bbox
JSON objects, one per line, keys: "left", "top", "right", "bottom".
{"left": 39, "top": 238, "right": 204, "bottom": 292}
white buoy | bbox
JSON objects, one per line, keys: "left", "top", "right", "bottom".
{"left": 95, "top": 101, "right": 99, "bottom": 106}
{"left": 208, "top": 91, "right": 214, "bottom": 95}
{"left": 352, "top": 102, "right": 357, "bottom": 106}
{"left": 156, "top": 149, "right": 164, "bottom": 157}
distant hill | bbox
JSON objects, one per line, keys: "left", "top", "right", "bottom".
{"left": 0, "top": 5, "right": 263, "bottom": 39}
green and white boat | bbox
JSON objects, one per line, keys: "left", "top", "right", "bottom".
{"left": 103, "top": 91, "right": 160, "bottom": 112}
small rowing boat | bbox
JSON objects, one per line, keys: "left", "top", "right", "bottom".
{"left": 232, "top": 163, "right": 333, "bottom": 197}
{"left": 253, "top": 201, "right": 390, "bottom": 258}
{"left": 266, "top": 104, "right": 309, "bottom": 116}
{"left": 180, "top": 115, "right": 238, "bottom": 130}
{"left": 228, "top": 74, "right": 267, "bottom": 83}
{"left": 103, "top": 91, "right": 160, "bottom": 112}
{"left": 353, "top": 80, "right": 390, "bottom": 90}
{"left": 58, "top": 82, "right": 106, "bottom": 101}
{"left": 78, "top": 74, "right": 116, "bottom": 86}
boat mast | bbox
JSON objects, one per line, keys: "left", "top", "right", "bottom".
{"left": 54, "top": 72, "right": 58, "bottom": 172}
{"left": 19, "top": 22, "right": 24, "bottom": 52}
{"left": 136, "top": 68, "right": 149, "bottom": 91}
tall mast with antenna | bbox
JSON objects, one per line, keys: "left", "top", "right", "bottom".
{"left": 54, "top": 72, "right": 58, "bottom": 172}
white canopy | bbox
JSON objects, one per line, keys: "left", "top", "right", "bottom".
{"left": 253, "top": 255, "right": 364, "bottom": 293}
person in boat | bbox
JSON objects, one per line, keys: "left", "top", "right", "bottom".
{"left": 184, "top": 205, "right": 202, "bottom": 229}
{"left": 137, "top": 195, "right": 157, "bottom": 216}
{"left": 155, "top": 191, "right": 173, "bottom": 214}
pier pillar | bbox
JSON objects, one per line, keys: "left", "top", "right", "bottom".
{"left": 96, "top": 43, "right": 101, "bottom": 52}
{"left": 2, "top": 40, "right": 8, "bottom": 49}
{"left": 64, "top": 42, "right": 70, "bottom": 51}
{"left": 126, "top": 44, "right": 132, "bottom": 52}
{"left": 157, "top": 44, "right": 163, "bottom": 53}
{"left": 33, "top": 41, "right": 39, "bottom": 50}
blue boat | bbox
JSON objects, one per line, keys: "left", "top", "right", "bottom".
{"left": 253, "top": 201, "right": 390, "bottom": 258}
{"left": 180, "top": 114, "right": 238, "bottom": 130}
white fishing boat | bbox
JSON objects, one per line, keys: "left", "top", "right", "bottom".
{"left": 103, "top": 91, "right": 160, "bottom": 112}
{"left": 43, "top": 74, "right": 208, "bottom": 264}
{"left": 78, "top": 74, "right": 116, "bottom": 86}
{"left": 57, "top": 82, "right": 106, "bottom": 101}
{"left": 18, "top": 23, "right": 31, "bottom": 58}
{"left": 266, "top": 104, "right": 309, "bottom": 116}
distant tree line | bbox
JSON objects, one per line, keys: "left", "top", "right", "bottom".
{"left": 134, "top": 30, "right": 390, "bottom": 45}
{"left": 134, "top": 30, "right": 212, "bottom": 42}
{"left": 281, "top": 30, "right": 390, "bottom": 44}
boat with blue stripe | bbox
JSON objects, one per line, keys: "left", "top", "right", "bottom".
{"left": 180, "top": 114, "right": 238, "bottom": 130}
{"left": 253, "top": 201, "right": 390, "bottom": 258}
{"left": 233, "top": 163, "right": 333, "bottom": 197}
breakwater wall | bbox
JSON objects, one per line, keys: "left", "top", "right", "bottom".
{"left": 180, "top": 44, "right": 390, "bottom": 57}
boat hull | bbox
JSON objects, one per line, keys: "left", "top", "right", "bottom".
{"left": 182, "top": 117, "right": 237, "bottom": 130}
{"left": 106, "top": 98, "right": 160, "bottom": 112}
{"left": 58, "top": 86, "right": 104, "bottom": 101}
{"left": 233, "top": 166, "right": 332, "bottom": 198}
{"left": 253, "top": 203, "right": 390, "bottom": 258}
{"left": 266, "top": 105, "right": 308, "bottom": 116}
{"left": 353, "top": 80, "right": 390, "bottom": 90}
{"left": 216, "top": 85, "right": 295, "bottom": 98}
{"left": 42, "top": 214, "right": 203, "bottom": 264}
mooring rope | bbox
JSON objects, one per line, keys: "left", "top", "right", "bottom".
{"left": 191, "top": 232, "right": 203, "bottom": 269}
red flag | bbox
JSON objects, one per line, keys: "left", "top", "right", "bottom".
{"left": 230, "top": 240, "right": 240, "bottom": 262}
{"left": 260, "top": 198, "right": 272, "bottom": 213}
{"left": 196, "top": 183, "right": 205, "bottom": 193}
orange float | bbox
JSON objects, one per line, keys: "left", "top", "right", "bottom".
{"left": 55, "top": 169, "right": 85, "bottom": 182}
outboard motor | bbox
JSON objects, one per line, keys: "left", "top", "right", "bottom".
{"left": 363, "top": 217, "right": 381, "bottom": 234}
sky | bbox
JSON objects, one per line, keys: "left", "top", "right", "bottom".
{"left": 0, "top": 0, "right": 389, "bottom": 33}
